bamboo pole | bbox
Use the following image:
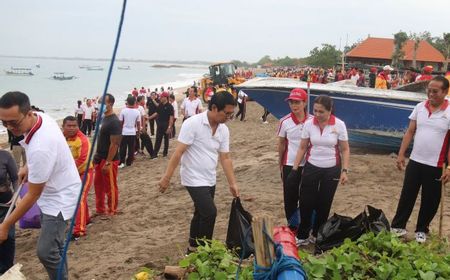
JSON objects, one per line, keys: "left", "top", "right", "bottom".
{"left": 252, "top": 216, "right": 274, "bottom": 268}
{"left": 439, "top": 165, "right": 446, "bottom": 238}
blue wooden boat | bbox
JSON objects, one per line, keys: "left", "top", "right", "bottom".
{"left": 236, "top": 78, "right": 428, "bottom": 151}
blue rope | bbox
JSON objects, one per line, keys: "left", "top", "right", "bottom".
{"left": 56, "top": 1, "right": 128, "bottom": 279}
{"left": 253, "top": 244, "right": 308, "bottom": 280}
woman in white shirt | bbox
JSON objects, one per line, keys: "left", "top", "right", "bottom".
{"left": 290, "top": 95, "right": 350, "bottom": 246}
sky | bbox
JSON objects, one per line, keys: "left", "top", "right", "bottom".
{"left": 0, "top": 0, "right": 448, "bottom": 63}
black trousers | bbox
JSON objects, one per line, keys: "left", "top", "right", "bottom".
{"left": 171, "top": 119, "right": 177, "bottom": 138}
{"left": 81, "top": 119, "right": 92, "bottom": 136}
{"left": 76, "top": 114, "right": 83, "bottom": 128}
{"left": 139, "top": 132, "right": 154, "bottom": 156}
{"left": 149, "top": 119, "right": 155, "bottom": 136}
{"left": 391, "top": 160, "right": 442, "bottom": 233}
{"left": 236, "top": 102, "right": 246, "bottom": 121}
{"left": 298, "top": 162, "right": 340, "bottom": 239}
{"left": 262, "top": 109, "right": 270, "bottom": 122}
{"left": 0, "top": 208, "right": 15, "bottom": 274}
{"left": 281, "top": 165, "right": 303, "bottom": 229}
{"left": 154, "top": 123, "right": 169, "bottom": 157}
{"left": 186, "top": 186, "right": 216, "bottom": 247}
{"left": 119, "top": 135, "right": 136, "bottom": 165}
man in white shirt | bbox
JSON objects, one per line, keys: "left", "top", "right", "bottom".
{"left": 118, "top": 96, "right": 140, "bottom": 168}
{"left": 0, "top": 91, "right": 81, "bottom": 280}
{"left": 82, "top": 99, "right": 95, "bottom": 137}
{"left": 158, "top": 91, "right": 240, "bottom": 253}
{"left": 235, "top": 90, "right": 248, "bottom": 121}
{"left": 180, "top": 87, "right": 203, "bottom": 121}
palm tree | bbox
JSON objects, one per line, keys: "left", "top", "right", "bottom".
{"left": 392, "top": 31, "right": 408, "bottom": 68}
{"left": 410, "top": 33, "right": 421, "bottom": 69}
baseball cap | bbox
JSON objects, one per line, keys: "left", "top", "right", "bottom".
{"left": 383, "top": 65, "right": 394, "bottom": 71}
{"left": 285, "top": 88, "right": 307, "bottom": 102}
{"left": 160, "top": 91, "right": 170, "bottom": 98}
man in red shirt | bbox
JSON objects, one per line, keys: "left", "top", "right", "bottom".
{"left": 63, "top": 116, "right": 93, "bottom": 239}
{"left": 131, "top": 88, "right": 139, "bottom": 98}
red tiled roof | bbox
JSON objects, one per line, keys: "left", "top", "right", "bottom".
{"left": 346, "top": 37, "right": 445, "bottom": 63}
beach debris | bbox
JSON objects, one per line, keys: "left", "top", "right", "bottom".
{"left": 0, "top": 263, "right": 27, "bottom": 280}
{"left": 132, "top": 267, "right": 154, "bottom": 280}
{"left": 163, "top": 266, "right": 186, "bottom": 279}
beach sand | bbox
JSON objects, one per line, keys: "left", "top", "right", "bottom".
{"left": 13, "top": 101, "right": 450, "bottom": 279}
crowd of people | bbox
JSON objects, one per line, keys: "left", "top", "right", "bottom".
{"left": 0, "top": 74, "right": 450, "bottom": 278}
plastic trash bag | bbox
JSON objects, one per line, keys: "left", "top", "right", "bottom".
{"left": 315, "top": 205, "right": 390, "bottom": 253}
{"left": 315, "top": 212, "right": 366, "bottom": 253}
{"left": 226, "top": 198, "right": 254, "bottom": 258}
{"left": 19, "top": 183, "right": 41, "bottom": 229}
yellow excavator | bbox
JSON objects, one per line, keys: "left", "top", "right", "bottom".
{"left": 198, "top": 62, "right": 247, "bottom": 102}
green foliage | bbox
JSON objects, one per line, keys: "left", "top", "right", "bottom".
{"left": 299, "top": 231, "right": 450, "bottom": 280}
{"left": 392, "top": 31, "right": 409, "bottom": 68}
{"left": 306, "top": 44, "right": 342, "bottom": 68}
{"left": 179, "top": 239, "right": 253, "bottom": 280}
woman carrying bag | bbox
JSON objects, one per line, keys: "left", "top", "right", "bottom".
{"left": 289, "top": 95, "right": 350, "bottom": 246}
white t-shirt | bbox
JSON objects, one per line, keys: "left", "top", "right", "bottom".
{"left": 237, "top": 90, "right": 248, "bottom": 104}
{"left": 302, "top": 115, "right": 348, "bottom": 168}
{"left": 178, "top": 111, "right": 229, "bottom": 187}
{"left": 119, "top": 107, "right": 140, "bottom": 136}
{"left": 171, "top": 100, "right": 179, "bottom": 119}
{"left": 277, "top": 113, "right": 312, "bottom": 166}
{"left": 181, "top": 97, "right": 203, "bottom": 117}
{"left": 20, "top": 113, "right": 81, "bottom": 220}
{"left": 83, "top": 105, "right": 95, "bottom": 120}
{"left": 409, "top": 100, "right": 450, "bottom": 167}
{"left": 75, "top": 106, "right": 84, "bottom": 116}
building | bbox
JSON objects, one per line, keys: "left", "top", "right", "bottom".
{"left": 346, "top": 37, "right": 446, "bottom": 70}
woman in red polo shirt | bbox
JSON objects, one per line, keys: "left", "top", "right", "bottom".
{"left": 278, "top": 88, "right": 312, "bottom": 231}
{"left": 289, "top": 95, "right": 350, "bottom": 245}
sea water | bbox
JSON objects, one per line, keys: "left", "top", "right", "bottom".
{"left": 0, "top": 56, "right": 207, "bottom": 133}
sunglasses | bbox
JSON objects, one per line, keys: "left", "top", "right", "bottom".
{"left": 2, "top": 114, "right": 27, "bottom": 128}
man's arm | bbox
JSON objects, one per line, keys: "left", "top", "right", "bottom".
{"left": 219, "top": 152, "right": 239, "bottom": 197}
{"left": 75, "top": 136, "right": 90, "bottom": 173}
{"left": 277, "top": 137, "right": 286, "bottom": 168}
{"left": 106, "top": 135, "right": 121, "bottom": 163}
{"left": 396, "top": 120, "right": 416, "bottom": 170}
{"left": 158, "top": 143, "right": 189, "bottom": 192}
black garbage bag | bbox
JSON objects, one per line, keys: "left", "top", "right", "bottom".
{"left": 364, "top": 205, "right": 390, "bottom": 233}
{"left": 226, "top": 198, "right": 254, "bottom": 258}
{"left": 315, "top": 205, "right": 391, "bottom": 253}
{"left": 315, "top": 212, "right": 366, "bottom": 253}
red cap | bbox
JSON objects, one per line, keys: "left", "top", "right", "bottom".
{"left": 160, "top": 91, "right": 170, "bottom": 98}
{"left": 423, "top": 66, "right": 433, "bottom": 73}
{"left": 285, "top": 88, "right": 307, "bottom": 102}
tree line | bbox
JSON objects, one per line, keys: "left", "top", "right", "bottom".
{"left": 232, "top": 32, "right": 450, "bottom": 70}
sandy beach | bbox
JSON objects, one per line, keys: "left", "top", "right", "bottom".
{"left": 12, "top": 100, "right": 450, "bottom": 279}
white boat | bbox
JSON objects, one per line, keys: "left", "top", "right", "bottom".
{"left": 79, "top": 65, "right": 90, "bottom": 69}
{"left": 52, "top": 72, "right": 75, "bottom": 80}
{"left": 118, "top": 65, "right": 131, "bottom": 70}
{"left": 86, "top": 66, "right": 104, "bottom": 71}
{"left": 4, "top": 67, "right": 34, "bottom": 76}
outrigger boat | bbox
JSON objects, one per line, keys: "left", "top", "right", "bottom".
{"left": 117, "top": 65, "right": 131, "bottom": 70}
{"left": 4, "top": 67, "right": 34, "bottom": 76}
{"left": 236, "top": 77, "right": 428, "bottom": 150}
{"left": 86, "top": 66, "right": 104, "bottom": 71}
{"left": 52, "top": 72, "right": 75, "bottom": 80}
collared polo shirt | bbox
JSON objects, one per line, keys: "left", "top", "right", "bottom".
{"left": 119, "top": 107, "right": 140, "bottom": 136}
{"left": 20, "top": 113, "right": 81, "bottom": 220}
{"left": 178, "top": 111, "right": 229, "bottom": 187}
{"left": 409, "top": 100, "right": 450, "bottom": 167}
{"left": 302, "top": 115, "right": 348, "bottom": 168}
{"left": 181, "top": 97, "right": 202, "bottom": 117}
{"left": 66, "top": 130, "right": 93, "bottom": 174}
{"left": 277, "top": 113, "right": 312, "bottom": 166}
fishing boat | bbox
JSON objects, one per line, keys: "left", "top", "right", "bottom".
{"left": 117, "top": 65, "right": 131, "bottom": 70}
{"left": 86, "top": 66, "right": 104, "bottom": 71}
{"left": 4, "top": 67, "right": 34, "bottom": 76}
{"left": 52, "top": 72, "right": 75, "bottom": 80}
{"left": 79, "top": 65, "right": 90, "bottom": 69}
{"left": 236, "top": 77, "right": 428, "bottom": 150}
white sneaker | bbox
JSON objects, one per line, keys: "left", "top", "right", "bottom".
{"left": 263, "top": 121, "right": 269, "bottom": 124}
{"left": 118, "top": 163, "right": 125, "bottom": 169}
{"left": 391, "top": 228, "right": 407, "bottom": 237}
{"left": 415, "top": 232, "right": 427, "bottom": 243}
{"left": 295, "top": 237, "right": 309, "bottom": 246}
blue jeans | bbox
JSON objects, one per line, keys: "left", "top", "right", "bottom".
{"left": 37, "top": 212, "right": 69, "bottom": 280}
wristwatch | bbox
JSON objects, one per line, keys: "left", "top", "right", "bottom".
{"left": 342, "top": 168, "right": 349, "bottom": 173}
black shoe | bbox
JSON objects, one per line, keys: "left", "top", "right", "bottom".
{"left": 162, "top": 154, "right": 168, "bottom": 157}
{"left": 71, "top": 234, "right": 80, "bottom": 241}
